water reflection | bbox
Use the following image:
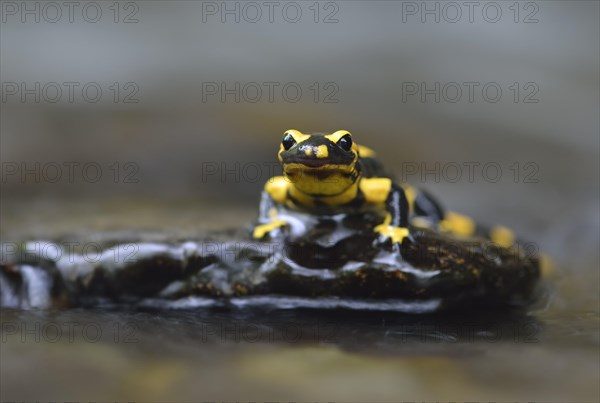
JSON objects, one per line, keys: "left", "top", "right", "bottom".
{"left": 3, "top": 307, "right": 544, "bottom": 353}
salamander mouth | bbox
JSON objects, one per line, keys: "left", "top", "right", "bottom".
{"left": 282, "top": 152, "right": 356, "bottom": 168}
{"left": 283, "top": 157, "right": 331, "bottom": 168}
{"left": 283, "top": 161, "right": 355, "bottom": 173}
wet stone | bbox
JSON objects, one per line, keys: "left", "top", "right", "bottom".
{"left": 0, "top": 210, "right": 541, "bottom": 313}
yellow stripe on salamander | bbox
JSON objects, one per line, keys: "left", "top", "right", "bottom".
{"left": 374, "top": 213, "right": 410, "bottom": 243}
{"left": 252, "top": 219, "right": 288, "bottom": 239}
{"left": 539, "top": 253, "right": 555, "bottom": 278}
{"left": 325, "top": 130, "right": 351, "bottom": 143}
{"left": 315, "top": 145, "right": 328, "bottom": 158}
{"left": 402, "top": 184, "right": 417, "bottom": 211}
{"left": 285, "top": 129, "right": 311, "bottom": 143}
{"left": 490, "top": 225, "right": 516, "bottom": 248}
{"left": 359, "top": 178, "right": 392, "bottom": 204}
{"left": 302, "top": 144, "right": 329, "bottom": 158}
{"left": 439, "top": 211, "right": 476, "bottom": 237}
{"left": 357, "top": 144, "right": 376, "bottom": 158}
{"left": 265, "top": 176, "right": 289, "bottom": 203}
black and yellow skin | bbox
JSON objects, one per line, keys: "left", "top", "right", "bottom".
{"left": 253, "top": 129, "right": 517, "bottom": 249}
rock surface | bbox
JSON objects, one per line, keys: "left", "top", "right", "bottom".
{"left": 0, "top": 211, "right": 541, "bottom": 312}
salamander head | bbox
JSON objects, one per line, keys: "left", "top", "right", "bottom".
{"left": 278, "top": 129, "right": 360, "bottom": 196}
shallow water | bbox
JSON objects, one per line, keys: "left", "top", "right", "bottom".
{"left": 1, "top": 302, "right": 598, "bottom": 401}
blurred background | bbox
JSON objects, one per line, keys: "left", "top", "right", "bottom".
{"left": 1, "top": 1, "right": 599, "bottom": 401}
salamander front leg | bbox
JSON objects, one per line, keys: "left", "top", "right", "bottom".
{"left": 374, "top": 184, "right": 412, "bottom": 246}
{"left": 252, "top": 190, "right": 288, "bottom": 239}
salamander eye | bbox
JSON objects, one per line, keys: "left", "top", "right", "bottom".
{"left": 282, "top": 133, "right": 297, "bottom": 150}
{"left": 337, "top": 134, "right": 353, "bottom": 151}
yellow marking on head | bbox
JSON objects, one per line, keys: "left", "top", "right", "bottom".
{"left": 265, "top": 176, "right": 289, "bottom": 203}
{"left": 315, "top": 145, "right": 328, "bottom": 158}
{"left": 374, "top": 214, "right": 410, "bottom": 243}
{"left": 284, "top": 129, "right": 310, "bottom": 143}
{"left": 357, "top": 145, "right": 376, "bottom": 158}
{"left": 325, "top": 130, "right": 351, "bottom": 143}
{"left": 253, "top": 219, "right": 288, "bottom": 239}
{"left": 280, "top": 130, "right": 314, "bottom": 161}
{"left": 490, "top": 225, "right": 515, "bottom": 248}
{"left": 359, "top": 178, "right": 392, "bottom": 204}
{"left": 439, "top": 211, "right": 476, "bottom": 237}
{"left": 304, "top": 148, "right": 313, "bottom": 156}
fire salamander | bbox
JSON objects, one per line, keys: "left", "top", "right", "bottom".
{"left": 252, "top": 129, "right": 516, "bottom": 251}
{"left": 0, "top": 129, "right": 543, "bottom": 311}
{"left": 0, "top": 130, "right": 551, "bottom": 310}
